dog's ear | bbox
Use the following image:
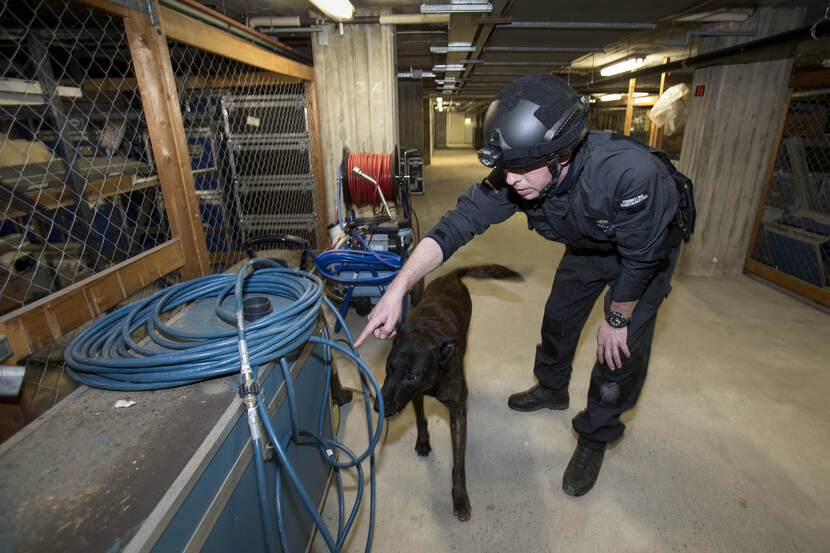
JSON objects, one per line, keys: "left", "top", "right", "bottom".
{"left": 437, "top": 339, "right": 456, "bottom": 365}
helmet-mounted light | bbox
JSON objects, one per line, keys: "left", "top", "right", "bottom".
{"left": 477, "top": 145, "right": 502, "bottom": 168}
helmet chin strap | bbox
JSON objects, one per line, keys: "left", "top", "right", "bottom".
{"left": 540, "top": 156, "right": 565, "bottom": 197}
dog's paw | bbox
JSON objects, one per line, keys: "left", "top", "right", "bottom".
{"left": 453, "top": 498, "right": 471, "bottom": 522}
{"left": 415, "top": 440, "right": 432, "bottom": 456}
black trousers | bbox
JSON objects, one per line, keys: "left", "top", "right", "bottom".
{"left": 533, "top": 245, "right": 680, "bottom": 448}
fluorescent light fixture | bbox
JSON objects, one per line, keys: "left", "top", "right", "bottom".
{"left": 437, "top": 105, "right": 444, "bottom": 112}
{"left": 464, "top": 117, "right": 472, "bottom": 125}
{"left": 432, "top": 64, "right": 465, "bottom": 72}
{"left": 600, "top": 93, "right": 623, "bottom": 102}
{"left": 632, "top": 92, "right": 649, "bottom": 98}
{"left": 634, "top": 95, "right": 656, "bottom": 105}
{"left": 308, "top": 0, "right": 354, "bottom": 21}
{"left": 436, "top": 96, "right": 443, "bottom": 103}
{"left": 421, "top": 1, "right": 493, "bottom": 14}
{"left": 430, "top": 42, "right": 475, "bottom": 54}
{"left": 600, "top": 57, "right": 645, "bottom": 77}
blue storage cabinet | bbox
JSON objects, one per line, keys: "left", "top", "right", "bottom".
{"left": 0, "top": 297, "right": 334, "bottom": 553}
{"left": 765, "top": 217, "right": 830, "bottom": 287}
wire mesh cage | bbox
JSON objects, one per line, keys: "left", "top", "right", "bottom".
{"left": 589, "top": 101, "right": 684, "bottom": 157}
{"left": 749, "top": 84, "right": 830, "bottom": 292}
{"left": 167, "top": 41, "right": 323, "bottom": 266}
{"left": 1, "top": 2, "right": 171, "bottom": 312}
{"left": 0, "top": 1, "right": 322, "bottom": 437}
{"left": 0, "top": 1, "right": 181, "bottom": 428}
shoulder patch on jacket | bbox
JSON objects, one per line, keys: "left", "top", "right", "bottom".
{"left": 619, "top": 193, "right": 648, "bottom": 212}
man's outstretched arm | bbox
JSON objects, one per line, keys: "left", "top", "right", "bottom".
{"left": 353, "top": 237, "right": 444, "bottom": 347}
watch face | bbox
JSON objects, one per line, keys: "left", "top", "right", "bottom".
{"left": 607, "top": 312, "right": 628, "bottom": 328}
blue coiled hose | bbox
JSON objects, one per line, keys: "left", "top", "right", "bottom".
{"left": 64, "top": 260, "right": 384, "bottom": 553}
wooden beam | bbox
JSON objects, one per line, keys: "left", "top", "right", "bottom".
{"left": 0, "top": 240, "right": 185, "bottom": 363}
{"left": 124, "top": 5, "right": 210, "bottom": 280}
{"left": 77, "top": 72, "right": 302, "bottom": 93}
{"left": 159, "top": 6, "right": 314, "bottom": 81}
{"left": 75, "top": 0, "right": 131, "bottom": 17}
{"left": 623, "top": 78, "right": 636, "bottom": 136}
{"left": 306, "top": 80, "right": 329, "bottom": 248}
{"left": 744, "top": 259, "right": 830, "bottom": 308}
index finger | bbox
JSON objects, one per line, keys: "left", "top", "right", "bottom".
{"left": 354, "top": 318, "right": 381, "bottom": 348}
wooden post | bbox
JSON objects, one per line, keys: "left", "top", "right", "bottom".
{"left": 305, "top": 80, "right": 329, "bottom": 249}
{"left": 123, "top": 3, "right": 210, "bottom": 280}
{"left": 648, "top": 57, "right": 669, "bottom": 148}
{"left": 623, "top": 78, "right": 636, "bottom": 136}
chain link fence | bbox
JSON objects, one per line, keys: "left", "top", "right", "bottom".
{"left": 589, "top": 101, "right": 685, "bottom": 159}
{"left": 0, "top": 0, "right": 177, "bottom": 431}
{"left": 749, "top": 84, "right": 830, "bottom": 293}
{"left": 0, "top": 1, "right": 322, "bottom": 438}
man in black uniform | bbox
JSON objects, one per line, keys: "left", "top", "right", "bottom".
{"left": 355, "top": 73, "right": 693, "bottom": 497}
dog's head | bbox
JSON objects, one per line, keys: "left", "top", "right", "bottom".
{"left": 375, "top": 330, "right": 456, "bottom": 418}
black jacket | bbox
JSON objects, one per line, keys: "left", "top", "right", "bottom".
{"left": 426, "top": 131, "right": 680, "bottom": 302}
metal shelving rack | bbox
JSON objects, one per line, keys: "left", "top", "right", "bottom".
{"left": 220, "top": 93, "right": 321, "bottom": 249}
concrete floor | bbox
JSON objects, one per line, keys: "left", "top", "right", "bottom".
{"left": 313, "top": 148, "right": 830, "bottom": 553}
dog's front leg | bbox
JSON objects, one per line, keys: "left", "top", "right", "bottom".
{"left": 412, "top": 395, "right": 431, "bottom": 456}
{"left": 448, "top": 404, "right": 471, "bottom": 521}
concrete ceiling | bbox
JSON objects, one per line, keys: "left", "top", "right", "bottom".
{"left": 205, "top": 0, "right": 830, "bottom": 103}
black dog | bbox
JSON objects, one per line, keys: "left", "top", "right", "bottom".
{"left": 379, "top": 264, "right": 521, "bottom": 521}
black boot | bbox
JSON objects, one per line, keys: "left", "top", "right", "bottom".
{"left": 562, "top": 441, "right": 605, "bottom": 497}
{"left": 507, "top": 384, "right": 569, "bottom": 412}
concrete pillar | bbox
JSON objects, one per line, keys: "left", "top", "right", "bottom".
{"left": 398, "top": 80, "right": 425, "bottom": 155}
{"left": 312, "top": 18, "right": 398, "bottom": 223}
{"left": 678, "top": 6, "right": 805, "bottom": 276}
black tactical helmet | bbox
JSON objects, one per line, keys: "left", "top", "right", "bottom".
{"left": 478, "top": 73, "right": 589, "bottom": 170}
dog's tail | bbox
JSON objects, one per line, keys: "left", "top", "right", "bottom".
{"left": 451, "top": 264, "right": 523, "bottom": 281}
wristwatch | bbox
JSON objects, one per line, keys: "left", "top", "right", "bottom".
{"left": 605, "top": 311, "right": 631, "bottom": 328}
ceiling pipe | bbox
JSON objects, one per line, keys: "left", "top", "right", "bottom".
{"left": 665, "top": 8, "right": 760, "bottom": 47}
{"left": 496, "top": 21, "right": 657, "bottom": 30}
{"left": 484, "top": 46, "right": 604, "bottom": 53}
{"left": 251, "top": 13, "right": 449, "bottom": 31}
{"left": 378, "top": 14, "right": 449, "bottom": 25}
{"left": 249, "top": 16, "right": 318, "bottom": 27}
{"left": 159, "top": 0, "right": 311, "bottom": 64}
{"left": 578, "top": 20, "right": 830, "bottom": 92}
